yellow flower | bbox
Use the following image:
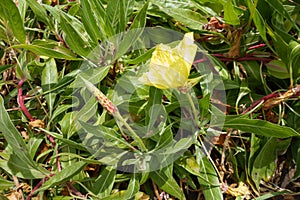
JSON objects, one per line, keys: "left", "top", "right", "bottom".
{"left": 139, "top": 32, "right": 197, "bottom": 89}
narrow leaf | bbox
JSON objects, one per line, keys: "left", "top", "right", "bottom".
{"left": 0, "top": 0, "right": 26, "bottom": 43}
{"left": 0, "top": 96, "right": 46, "bottom": 172}
{"left": 26, "top": 0, "right": 54, "bottom": 29}
{"left": 60, "top": 12, "right": 94, "bottom": 57}
{"left": 224, "top": 116, "right": 300, "bottom": 138}
{"left": 42, "top": 58, "right": 58, "bottom": 116}
{"left": 12, "top": 40, "right": 79, "bottom": 60}
{"left": 37, "top": 161, "right": 86, "bottom": 191}
{"left": 251, "top": 138, "right": 291, "bottom": 189}
{"left": 92, "top": 166, "right": 116, "bottom": 197}
{"left": 0, "top": 153, "right": 46, "bottom": 179}
{"left": 114, "top": 1, "right": 149, "bottom": 59}
{"left": 0, "top": 175, "right": 14, "bottom": 190}
{"left": 151, "top": 165, "right": 186, "bottom": 200}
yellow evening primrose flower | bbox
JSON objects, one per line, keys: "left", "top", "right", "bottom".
{"left": 139, "top": 32, "right": 197, "bottom": 89}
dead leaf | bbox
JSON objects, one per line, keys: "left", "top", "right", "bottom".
{"left": 228, "top": 29, "right": 243, "bottom": 58}
{"left": 225, "top": 182, "right": 251, "bottom": 199}
{"left": 29, "top": 119, "right": 45, "bottom": 129}
{"left": 5, "top": 190, "right": 22, "bottom": 200}
{"left": 203, "top": 17, "right": 225, "bottom": 32}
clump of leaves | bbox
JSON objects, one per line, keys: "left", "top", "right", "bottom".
{"left": 0, "top": 0, "right": 300, "bottom": 200}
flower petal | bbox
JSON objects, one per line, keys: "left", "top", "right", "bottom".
{"left": 139, "top": 32, "right": 197, "bottom": 89}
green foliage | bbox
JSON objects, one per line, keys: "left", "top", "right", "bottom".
{"left": 0, "top": 0, "right": 300, "bottom": 199}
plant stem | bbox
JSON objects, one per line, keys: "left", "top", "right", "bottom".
{"left": 26, "top": 174, "right": 55, "bottom": 200}
{"left": 13, "top": 176, "right": 24, "bottom": 200}
{"left": 115, "top": 112, "right": 147, "bottom": 152}
{"left": 17, "top": 77, "right": 34, "bottom": 121}
{"left": 186, "top": 92, "right": 198, "bottom": 120}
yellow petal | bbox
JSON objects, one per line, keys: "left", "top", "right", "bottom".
{"left": 139, "top": 64, "right": 187, "bottom": 89}
{"left": 139, "top": 32, "right": 197, "bottom": 89}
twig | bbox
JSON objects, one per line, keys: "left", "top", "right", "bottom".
{"left": 152, "top": 180, "right": 162, "bottom": 200}
{"left": 13, "top": 176, "right": 24, "bottom": 200}
{"left": 242, "top": 92, "right": 282, "bottom": 114}
{"left": 242, "top": 85, "right": 300, "bottom": 114}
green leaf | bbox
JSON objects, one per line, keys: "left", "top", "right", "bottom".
{"left": 151, "top": 165, "right": 186, "bottom": 200}
{"left": 152, "top": 3, "right": 207, "bottom": 30}
{"left": 114, "top": 1, "right": 149, "bottom": 59}
{"left": 101, "top": 174, "right": 140, "bottom": 200}
{"left": 106, "top": 0, "right": 122, "bottom": 33}
{"left": 174, "top": 165, "right": 198, "bottom": 190}
{"left": 80, "top": 0, "right": 101, "bottom": 43}
{"left": 106, "top": 0, "right": 134, "bottom": 33}
{"left": 41, "top": 129, "right": 88, "bottom": 151}
{"left": 288, "top": 41, "right": 300, "bottom": 77}
{"left": 0, "top": 96, "right": 49, "bottom": 176}
{"left": 16, "top": 0, "right": 27, "bottom": 21}
{"left": 73, "top": 65, "right": 110, "bottom": 88}
{"left": 60, "top": 12, "right": 94, "bottom": 57}
{"left": 78, "top": 121, "right": 136, "bottom": 151}
{"left": 177, "top": 150, "right": 222, "bottom": 200}
{"left": 87, "top": 0, "right": 114, "bottom": 39}
{"left": 255, "top": 191, "right": 294, "bottom": 200}
{"left": 251, "top": 9, "right": 274, "bottom": 51}
{"left": 0, "top": 153, "right": 46, "bottom": 179}
{"left": 11, "top": 40, "right": 79, "bottom": 60}
{"left": 252, "top": 9, "right": 267, "bottom": 41}
{"left": 0, "top": 0, "right": 26, "bottom": 43}
{"left": 235, "top": 79, "right": 251, "bottom": 112}
{"left": 223, "top": 0, "right": 240, "bottom": 25}
{"left": 264, "top": 0, "right": 299, "bottom": 32}
{"left": 42, "top": 58, "right": 58, "bottom": 116}
{"left": 28, "top": 137, "right": 44, "bottom": 159}
{"left": 92, "top": 166, "right": 116, "bottom": 197}
{"left": 123, "top": 174, "right": 140, "bottom": 200}
{"left": 266, "top": 60, "right": 290, "bottom": 79}
{"left": 119, "top": 0, "right": 135, "bottom": 32}
{"left": 47, "top": 75, "right": 76, "bottom": 95}
{"left": 251, "top": 137, "right": 291, "bottom": 189}
{"left": 48, "top": 104, "right": 73, "bottom": 125}
{"left": 26, "top": 0, "right": 54, "bottom": 29}
{"left": 0, "top": 65, "right": 14, "bottom": 74}
{"left": 0, "top": 176, "right": 14, "bottom": 190}
{"left": 197, "top": 156, "right": 223, "bottom": 199}
{"left": 146, "top": 87, "right": 162, "bottom": 123}
{"left": 37, "top": 161, "right": 86, "bottom": 191}
{"left": 124, "top": 48, "right": 154, "bottom": 64}
{"left": 242, "top": 61, "right": 262, "bottom": 83}
{"left": 224, "top": 116, "right": 300, "bottom": 138}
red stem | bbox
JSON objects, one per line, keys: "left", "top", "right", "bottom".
{"left": 18, "top": 77, "right": 34, "bottom": 121}
{"left": 66, "top": 182, "right": 85, "bottom": 198}
{"left": 242, "top": 92, "right": 282, "bottom": 114}
{"left": 247, "top": 43, "right": 266, "bottom": 50}
{"left": 217, "top": 56, "right": 272, "bottom": 62}
{"left": 193, "top": 57, "right": 208, "bottom": 64}
{"left": 26, "top": 174, "right": 55, "bottom": 200}
{"left": 18, "top": 76, "right": 62, "bottom": 170}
